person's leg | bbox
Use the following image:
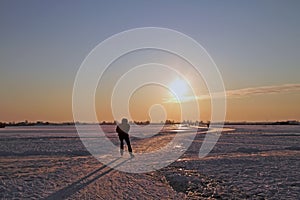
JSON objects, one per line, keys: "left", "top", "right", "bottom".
{"left": 124, "top": 136, "right": 133, "bottom": 153}
{"left": 119, "top": 137, "right": 124, "bottom": 155}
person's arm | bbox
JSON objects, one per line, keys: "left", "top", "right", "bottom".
{"left": 126, "top": 124, "right": 130, "bottom": 133}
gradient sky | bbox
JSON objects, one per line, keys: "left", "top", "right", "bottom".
{"left": 0, "top": 0, "right": 299, "bottom": 122}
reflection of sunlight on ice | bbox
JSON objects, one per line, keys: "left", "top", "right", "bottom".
{"left": 174, "top": 144, "right": 183, "bottom": 148}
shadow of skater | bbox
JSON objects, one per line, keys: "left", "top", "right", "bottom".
{"left": 44, "top": 158, "right": 129, "bottom": 200}
{"left": 116, "top": 118, "right": 134, "bottom": 158}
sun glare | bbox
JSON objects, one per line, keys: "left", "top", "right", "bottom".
{"left": 169, "top": 79, "right": 188, "bottom": 99}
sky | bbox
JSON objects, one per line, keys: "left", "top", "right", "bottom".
{"left": 0, "top": 0, "right": 299, "bottom": 122}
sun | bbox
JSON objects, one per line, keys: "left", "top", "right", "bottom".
{"left": 169, "top": 79, "right": 188, "bottom": 99}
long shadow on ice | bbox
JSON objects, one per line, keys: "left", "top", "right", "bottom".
{"left": 44, "top": 157, "right": 129, "bottom": 200}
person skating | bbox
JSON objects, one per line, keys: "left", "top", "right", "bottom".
{"left": 116, "top": 118, "right": 134, "bottom": 158}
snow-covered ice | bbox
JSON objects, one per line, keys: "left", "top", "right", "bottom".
{"left": 0, "top": 125, "right": 299, "bottom": 199}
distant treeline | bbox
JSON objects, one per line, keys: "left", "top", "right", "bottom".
{"left": 0, "top": 120, "right": 299, "bottom": 127}
{"left": 0, "top": 120, "right": 74, "bottom": 127}
{"left": 224, "top": 120, "right": 299, "bottom": 125}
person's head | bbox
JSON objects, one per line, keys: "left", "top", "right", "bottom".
{"left": 121, "top": 118, "right": 128, "bottom": 124}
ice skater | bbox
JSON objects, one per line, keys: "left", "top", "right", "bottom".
{"left": 116, "top": 118, "right": 134, "bottom": 158}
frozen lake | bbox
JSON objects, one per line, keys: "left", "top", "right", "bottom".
{"left": 0, "top": 125, "right": 299, "bottom": 199}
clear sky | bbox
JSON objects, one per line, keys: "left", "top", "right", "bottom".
{"left": 0, "top": 0, "right": 299, "bottom": 122}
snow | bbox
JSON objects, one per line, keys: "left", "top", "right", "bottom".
{"left": 0, "top": 125, "right": 299, "bottom": 199}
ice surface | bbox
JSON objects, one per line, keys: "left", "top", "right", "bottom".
{"left": 0, "top": 125, "right": 299, "bottom": 199}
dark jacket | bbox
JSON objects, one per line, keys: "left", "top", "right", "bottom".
{"left": 116, "top": 123, "right": 130, "bottom": 137}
